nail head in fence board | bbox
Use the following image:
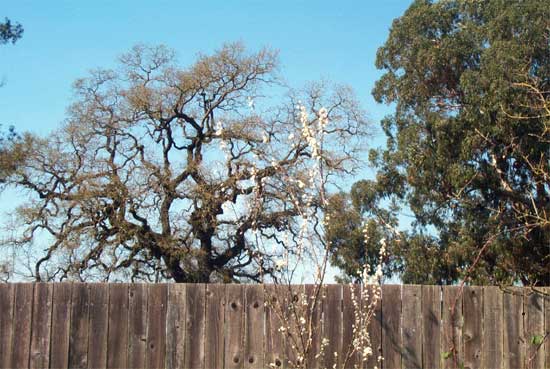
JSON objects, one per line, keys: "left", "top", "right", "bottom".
{"left": 525, "top": 289, "right": 544, "bottom": 369}
{"left": 422, "top": 285, "right": 441, "bottom": 369}
{"left": 245, "top": 284, "right": 265, "bottom": 369}
{"left": 107, "top": 283, "right": 129, "bottom": 369}
{"left": 441, "top": 285, "right": 463, "bottom": 369}
{"left": 29, "top": 283, "right": 53, "bottom": 369}
{"left": 128, "top": 283, "right": 148, "bottom": 369}
{"left": 402, "top": 284, "right": 422, "bottom": 369}
{"left": 365, "top": 284, "right": 383, "bottom": 369}
{"left": 166, "top": 283, "right": 185, "bottom": 369}
{"left": 462, "top": 286, "right": 482, "bottom": 369}
{"left": 69, "top": 283, "right": 89, "bottom": 369}
{"left": 381, "top": 284, "right": 401, "bottom": 369}
{"left": 49, "top": 283, "right": 72, "bottom": 369}
{"left": 341, "top": 284, "right": 359, "bottom": 369}
{"left": 323, "top": 284, "right": 343, "bottom": 369}
{"left": 264, "top": 285, "right": 285, "bottom": 369}
{"left": 225, "top": 284, "right": 245, "bottom": 369}
{"left": 284, "top": 285, "right": 301, "bottom": 367}
{"left": 182, "top": 283, "right": 205, "bottom": 369}
{"left": 503, "top": 287, "right": 524, "bottom": 369}
{"left": 204, "top": 284, "right": 225, "bottom": 369}
{"left": 482, "top": 286, "right": 502, "bottom": 369}
{"left": 86, "top": 284, "right": 109, "bottom": 369}
{"left": 0, "top": 283, "right": 15, "bottom": 369}
{"left": 146, "top": 283, "right": 168, "bottom": 369}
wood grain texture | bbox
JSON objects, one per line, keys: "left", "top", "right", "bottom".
{"left": 304, "top": 284, "right": 322, "bottom": 369}
{"left": 225, "top": 284, "right": 245, "bottom": 369}
{"left": 29, "top": 283, "right": 53, "bottom": 369}
{"left": 128, "top": 283, "right": 148, "bottom": 369}
{"left": 204, "top": 284, "right": 225, "bottom": 369}
{"left": 146, "top": 283, "right": 168, "bottom": 369}
{"left": 462, "top": 286, "right": 483, "bottom": 369}
{"left": 0, "top": 283, "right": 15, "bottom": 369}
{"left": 264, "top": 285, "right": 285, "bottom": 369}
{"left": 183, "top": 283, "right": 205, "bottom": 369}
{"left": 544, "top": 287, "right": 549, "bottom": 369}
{"left": 87, "top": 283, "right": 109, "bottom": 369}
{"left": 503, "top": 287, "right": 524, "bottom": 369}
{"left": 482, "top": 286, "right": 503, "bottom": 369}
{"left": 422, "top": 285, "right": 441, "bottom": 369}
{"left": 365, "top": 284, "right": 383, "bottom": 369}
{"left": 525, "top": 289, "right": 544, "bottom": 369}
{"left": 341, "top": 284, "right": 358, "bottom": 369}
{"left": 11, "top": 283, "right": 34, "bottom": 369}
{"left": 323, "top": 284, "right": 342, "bottom": 369}
{"left": 49, "top": 283, "right": 73, "bottom": 369}
{"left": 382, "top": 284, "right": 401, "bottom": 369}
{"left": 244, "top": 284, "right": 264, "bottom": 369}
{"left": 165, "top": 283, "right": 185, "bottom": 369}
{"left": 69, "top": 283, "right": 89, "bottom": 369}
{"left": 107, "top": 283, "right": 129, "bottom": 369}
{"left": 402, "top": 285, "right": 422, "bottom": 369}
{"left": 441, "top": 285, "right": 463, "bottom": 369}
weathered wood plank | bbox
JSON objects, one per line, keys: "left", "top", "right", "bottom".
{"left": 204, "top": 284, "right": 225, "bottom": 369}
{"left": 29, "top": 283, "right": 53, "bottom": 369}
{"left": 463, "top": 286, "right": 483, "bottom": 369}
{"left": 304, "top": 284, "right": 322, "bottom": 369}
{"left": 322, "top": 284, "right": 342, "bottom": 369}
{"left": 503, "top": 287, "right": 524, "bottom": 369}
{"left": 244, "top": 284, "right": 264, "bottom": 369}
{"left": 341, "top": 284, "right": 358, "bottom": 369}
{"left": 10, "top": 283, "right": 34, "bottom": 369}
{"left": 128, "top": 283, "right": 148, "bottom": 369}
{"left": 49, "top": 283, "right": 72, "bottom": 369}
{"left": 225, "top": 284, "right": 245, "bottom": 369}
{"left": 146, "top": 283, "right": 168, "bottom": 369}
{"left": 381, "top": 284, "right": 401, "bottom": 369}
{"left": 107, "top": 283, "right": 129, "bottom": 369}
{"left": 402, "top": 285, "right": 422, "bottom": 369}
{"left": 441, "top": 285, "right": 463, "bottom": 369}
{"left": 544, "top": 287, "right": 549, "bottom": 369}
{"left": 68, "top": 283, "right": 89, "bottom": 369}
{"left": 283, "top": 285, "right": 301, "bottom": 367}
{"left": 482, "top": 286, "right": 503, "bottom": 369}
{"left": 166, "top": 283, "right": 185, "bottom": 369}
{"left": 365, "top": 284, "right": 383, "bottom": 369}
{"left": 182, "top": 283, "right": 205, "bottom": 369}
{"left": 0, "top": 283, "right": 15, "bottom": 369}
{"left": 525, "top": 289, "right": 544, "bottom": 369}
{"left": 265, "top": 285, "right": 285, "bottom": 369}
{"left": 422, "top": 285, "right": 441, "bottom": 369}
{"left": 87, "top": 283, "right": 109, "bottom": 369}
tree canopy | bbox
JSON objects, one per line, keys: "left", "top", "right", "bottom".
{"left": 0, "top": 17, "right": 23, "bottom": 45}
{"left": 1, "top": 43, "right": 369, "bottom": 282}
{"left": 328, "top": 0, "right": 550, "bottom": 285}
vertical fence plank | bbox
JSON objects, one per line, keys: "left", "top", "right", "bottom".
{"left": 463, "top": 286, "right": 483, "bottom": 369}
{"left": 30, "top": 283, "right": 53, "bottom": 369}
{"left": 128, "top": 283, "right": 148, "bottom": 369}
{"left": 146, "top": 283, "right": 168, "bottom": 369}
{"left": 365, "top": 284, "right": 383, "bottom": 369}
{"left": 341, "top": 284, "right": 358, "bottom": 369}
{"left": 166, "top": 283, "right": 185, "bottom": 369}
{"left": 10, "top": 283, "right": 34, "bottom": 369}
{"left": 303, "top": 284, "right": 322, "bottom": 368}
{"left": 87, "top": 284, "right": 109, "bottom": 369}
{"left": 525, "top": 289, "right": 544, "bottom": 369}
{"left": 382, "top": 284, "right": 401, "bottom": 369}
{"left": 322, "top": 284, "right": 342, "bottom": 369}
{"left": 402, "top": 285, "right": 422, "bottom": 369}
{"left": 0, "top": 283, "right": 15, "bottom": 369}
{"left": 107, "top": 283, "right": 129, "bottom": 369}
{"left": 50, "top": 283, "right": 72, "bottom": 369}
{"left": 544, "top": 287, "right": 549, "bottom": 369}
{"left": 69, "top": 283, "right": 89, "bottom": 369}
{"left": 482, "top": 286, "right": 503, "bottom": 369}
{"left": 422, "top": 285, "right": 441, "bottom": 369}
{"left": 182, "top": 283, "right": 205, "bottom": 369}
{"left": 245, "top": 284, "right": 265, "bottom": 369}
{"left": 503, "top": 287, "right": 524, "bottom": 369}
{"left": 441, "top": 285, "right": 463, "bottom": 369}
{"left": 205, "top": 284, "right": 225, "bottom": 369}
{"left": 225, "top": 284, "right": 245, "bottom": 369}
{"left": 265, "top": 285, "right": 285, "bottom": 369}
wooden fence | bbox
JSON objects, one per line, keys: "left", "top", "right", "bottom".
{"left": 0, "top": 283, "right": 548, "bottom": 369}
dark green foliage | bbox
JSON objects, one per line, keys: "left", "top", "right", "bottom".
{"left": 0, "top": 17, "right": 23, "bottom": 45}
{"left": 330, "top": 0, "right": 550, "bottom": 285}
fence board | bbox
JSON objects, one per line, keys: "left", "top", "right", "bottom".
{"left": 205, "top": 284, "right": 225, "bottom": 369}
{"left": 544, "top": 287, "right": 549, "bottom": 369}
{"left": 0, "top": 283, "right": 15, "bottom": 369}
{"left": 402, "top": 285, "right": 422, "bottom": 369}
{"left": 30, "top": 283, "right": 53, "bottom": 369}
{"left": 87, "top": 284, "right": 109, "bottom": 369}
{"left": 244, "top": 284, "right": 264, "bottom": 369}
{"left": 107, "top": 283, "right": 129, "bottom": 369}
{"left": 503, "top": 287, "right": 524, "bottom": 369}
{"left": 323, "top": 284, "right": 342, "bottom": 369}
{"left": 422, "top": 285, "right": 441, "bottom": 369}
{"left": 69, "top": 283, "right": 89, "bottom": 369}
{"left": 441, "top": 285, "right": 463, "bottom": 369}
{"left": 265, "top": 285, "right": 285, "bottom": 369}
{"left": 166, "top": 283, "right": 185, "bottom": 369}
{"left": 225, "top": 284, "right": 245, "bottom": 369}
{"left": 341, "top": 284, "right": 358, "bottom": 369}
{"left": 463, "top": 286, "right": 483, "bottom": 369}
{"left": 304, "top": 284, "right": 322, "bottom": 368}
{"left": 49, "top": 283, "right": 72, "bottom": 369}
{"left": 365, "top": 284, "right": 383, "bottom": 369}
{"left": 382, "top": 284, "right": 401, "bottom": 369}
{"left": 525, "top": 289, "right": 544, "bottom": 369}
{"left": 183, "top": 283, "right": 205, "bottom": 369}
{"left": 482, "top": 286, "right": 503, "bottom": 369}
{"left": 10, "top": 283, "right": 34, "bottom": 369}
{"left": 146, "top": 283, "right": 168, "bottom": 369}
{"left": 128, "top": 283, "right": 148, "bottom": 369}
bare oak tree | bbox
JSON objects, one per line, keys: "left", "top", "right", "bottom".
{"left": 2, "top": 43, "right": 369, "bottom": 282}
